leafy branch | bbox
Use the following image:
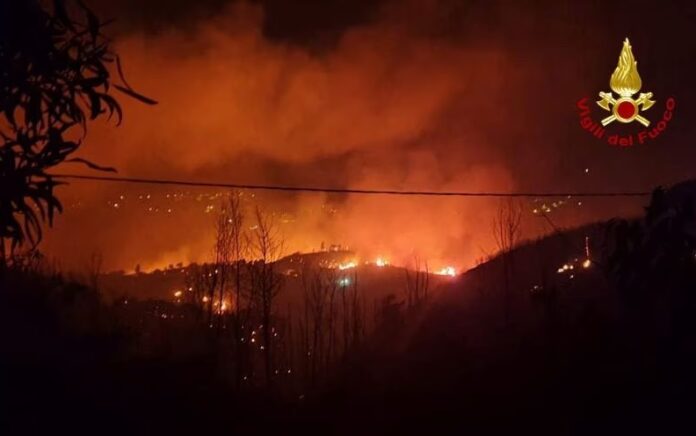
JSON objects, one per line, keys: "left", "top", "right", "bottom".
{"left": 0, "top": 0, "right": 156, "bottom": 258}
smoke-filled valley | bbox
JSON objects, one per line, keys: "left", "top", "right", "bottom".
{"left": 4, "top": 1, "right": 696, "bottom": 434}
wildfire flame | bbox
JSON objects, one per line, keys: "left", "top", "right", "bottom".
{"left": 610, "top": 38, "right": 642, "bottom": 97}
{"left": 338, "top": 261, "right": 357, "bottom": 270}
{"left": 436, "top": 266, "right": 456, "bottom": 277}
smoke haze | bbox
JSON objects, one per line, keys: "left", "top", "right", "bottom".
{"left": 43, "top": 0, "right": 696, "bottom": 271}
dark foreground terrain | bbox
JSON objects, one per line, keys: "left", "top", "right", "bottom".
{"left": 3, "top": 183, "right": 696, "bottom": 435}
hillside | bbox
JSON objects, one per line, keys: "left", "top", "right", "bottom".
{"left": 4, "top": 184, "right": 696, "bottom": 435}
{"left": 294, "top": 190, "right": 696, "bottom": 435}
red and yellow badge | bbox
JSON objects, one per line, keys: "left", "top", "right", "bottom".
{"left": 597, "top": 38, "right": 655, "bottom": 127}
{"left": 577, "top": 38, "right": 675, "bottom": 147}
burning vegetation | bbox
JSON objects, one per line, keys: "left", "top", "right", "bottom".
{"left": 5, "top": 0, "right": 696, "bottom": 434}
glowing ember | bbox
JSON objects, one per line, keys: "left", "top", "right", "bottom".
{"left": 338, "top": 261, "right": 357, "bottom": 270}
{"left": 173, "top": 290, "right": 183, "bottom": 298}
{"left": 558, "top": 258, "right": 591, "bottom": 274}
{"left": 375, "top": 257, "right": 389, "bottom": 267}
{"left": 557, "top": 264, "right": 572, "bottom": 274}
{"left": 436, "top": 266, "right": 456, "bottom": 277}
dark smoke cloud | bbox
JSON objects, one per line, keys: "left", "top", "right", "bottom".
{"left": 43, "top": 0, "right": 696, "bottom": 271}
{"left": 90, "top": 0, "right": 378, "bottom": 47}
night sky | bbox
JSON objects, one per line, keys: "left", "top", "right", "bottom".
{"left": 42, "top": 0, "right": 696, "bottom": 271}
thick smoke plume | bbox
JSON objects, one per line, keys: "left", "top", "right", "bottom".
{"left": 43, "top": 1, "right": 653, "bottom": 272}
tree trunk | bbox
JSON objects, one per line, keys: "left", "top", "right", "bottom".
{"left": 263, "top": 302, "right": 273, "bottom": 386}
{"left": 234, "top": 263, "right": 243, "bottom": 390}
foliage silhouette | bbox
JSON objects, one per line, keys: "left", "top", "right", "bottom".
{"left": 605, "top": 184, "right": 696, "bottom": 294}
{"left": 0, "top": 0, "right": 155, "bottom": 260}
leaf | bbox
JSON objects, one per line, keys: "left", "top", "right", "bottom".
{"left": 98, "top": 93, "right": 123, "bottom": 124}
{"left": 115, "top": 55, "right": 133, "bottom": 90}
{"left": 64, "top": 157, "right": 117, "bottom": 172}
{"left": 52, "top": 0, "right": 76, "bottom": 32}
{"left": 77, "top": 0, "right": 101, "bottom": 40}
{"left": 114, "top": 84, "right": 158, "bottom": 105}
{"left": 89, "top": 92, "right": 102, "bottom": 119}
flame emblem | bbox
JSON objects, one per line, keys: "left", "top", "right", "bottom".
{"left": 597, "top": 38, "right": 655, "bottom": 127}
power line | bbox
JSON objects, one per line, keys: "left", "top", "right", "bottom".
{"left": 50, "top": 173, "right": 652, "bottom": 198}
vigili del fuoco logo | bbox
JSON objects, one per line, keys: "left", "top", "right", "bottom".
{"left": 576, "top": 38, "right": 675, "bottom": 147}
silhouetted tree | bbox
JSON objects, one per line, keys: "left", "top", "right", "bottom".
{"left": 377, "top": 293, "right": 404, "bottom": 337}
{"left": 221, "top": 191, "right": 250, "bottom": 387}
{"left": 85, "top": 251, "right": 103, "bottom": 291}
{"left": 605, "top": 187, "right": 696, "bottom": 289}
{"left": 213, "top": 199, "right": 234, "bottom": 331}
{"left": 341, "top": 270, "right": 361, "bottom": 355}
{"left": 0, "top": 0, "right": 155, "bottom": 268}
{"left": 405, "top": 255, "right": 429, "bottom": 309}
{"left": 605, "top": 184, "right": 696, "bottom": 336}
{"left": 492, "top": 199, "right": 523, "bottom": 326}
{"left": 248, "top": 207, "right": 284, "bottom": 386}
{"left": 186, "top": 262, "right": 220, "bottom": 326}
{"left": 184, "top": 263, "right": 208, "bottom": 320}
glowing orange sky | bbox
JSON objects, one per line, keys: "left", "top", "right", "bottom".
{"left": 41, "top": 1, "right": 667, "bottom": 272}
